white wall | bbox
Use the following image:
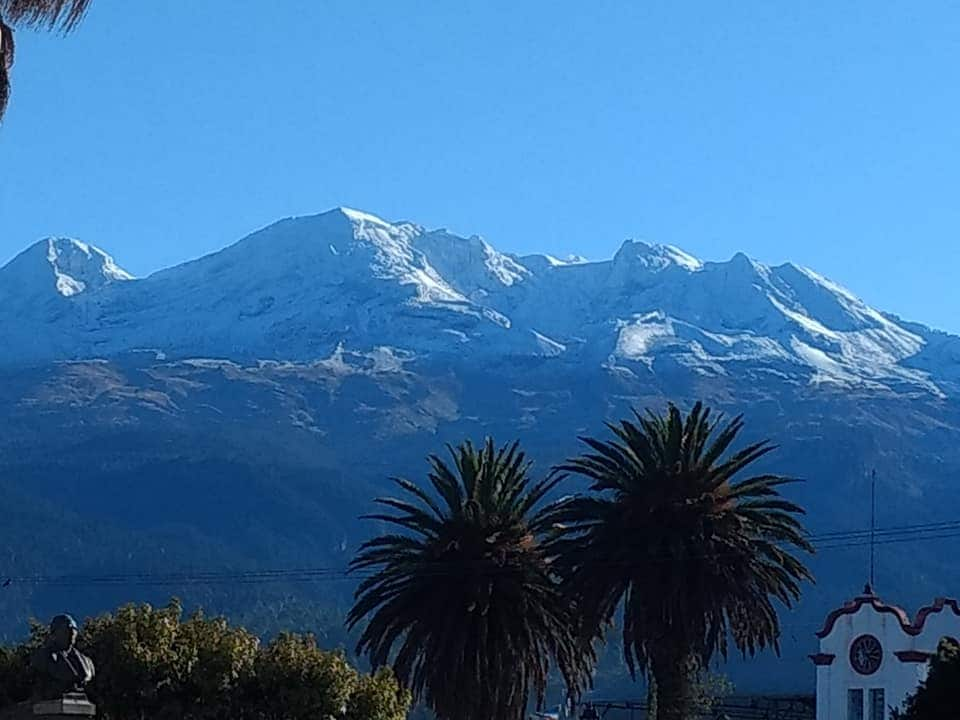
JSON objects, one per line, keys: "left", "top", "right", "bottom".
{"left": 814, "top": 596, "right": 960, "bottom": 720}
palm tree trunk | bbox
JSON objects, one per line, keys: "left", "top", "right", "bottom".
{"left": 651, "top": 650, "right": 699, "bottom": 720}
{"left": 646, "top": 675, "right": 658, "bottom": 719}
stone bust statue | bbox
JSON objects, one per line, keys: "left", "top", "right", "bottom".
{"left": 30, "top": 614, "right": 95, "bottom": 700}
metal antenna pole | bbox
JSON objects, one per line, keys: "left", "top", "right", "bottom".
{"left": 870, "top": 469, "right": 877, "bottom": 590}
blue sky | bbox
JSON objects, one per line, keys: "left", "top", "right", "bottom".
{"left": 1, "top": 0, "right": 958, "bottom": 331}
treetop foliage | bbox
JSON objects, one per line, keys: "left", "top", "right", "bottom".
{"left": 0, "top": 598, "right": 410, "bottom": 720}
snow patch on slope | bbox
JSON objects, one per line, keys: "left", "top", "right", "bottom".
{"left": 539, "top": 253, "right": 590, "bottom": 267}
{"left": 530, "top": 330, "right": 566, "bottom": 356}
{"left": 340, "top": 212, "right": 466, "bottom": 306}
{"left": 411, "top": 231, "right": 530, "bottom": 300}
{"left": 44, "top": 238, "right": 134, "bottom": 297}
{"left": 615, "top": 313, "right": 677, "bottom": 359}
{"left": 481, "top": 239, "right": 528, "bottom": 286}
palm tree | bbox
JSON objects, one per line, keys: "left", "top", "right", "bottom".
{"left": 547, "top": 402, "right": 813, "bottom": 720}
{"left": 1, "top": 0, "right": 91, "bottom": 119}
{"left": 347, "top": 438, "right": 594, "bottom": 720}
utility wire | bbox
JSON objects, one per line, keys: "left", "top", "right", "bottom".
{"left": 3, "top": 517, "right": 959, "bottom": 589}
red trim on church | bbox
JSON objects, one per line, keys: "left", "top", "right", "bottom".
{"left": 913, "top": 598, "right": 960, "bottom": 629}
{"left": 816, "top": 594, "right": 913, "bottom": 638}
{"left": 895, "top": 650, "right": 932, "bottom": 663}
{"left": 816, "top": 593, "right": 960, "bottom": 639}
{"left": 809, "top": 653, "right": 836, "bottom": 665}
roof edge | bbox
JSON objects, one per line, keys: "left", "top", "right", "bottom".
{"left": 817, "top": 594, "right": 960, "bottom": 640}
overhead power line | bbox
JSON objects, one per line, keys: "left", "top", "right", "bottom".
{"left": 3, "top": 518, "right": 959, "bottom": 589}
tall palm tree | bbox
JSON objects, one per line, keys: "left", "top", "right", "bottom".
{"left": 547, "top": 402, "right": 813, "bottom": 720}
{"left": 1, "top": 0, "right": 91, "bottom": 119}
{"left": 347, "top": 438, "right": 594, "bottom": 720}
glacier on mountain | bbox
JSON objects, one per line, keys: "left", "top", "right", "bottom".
{"left": 0, "top": 207, "right": 955, "bottom": 396}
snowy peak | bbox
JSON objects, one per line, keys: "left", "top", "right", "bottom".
{"left": 338, "top": 206, "right": 394, "bottom": 227}
{"left": 1, "top": 206, "right": 955, "bottom": 397}
{"left": 613, "top": 239, "right": 704, "bottom": 273}
{"left": 590, "top": 246, "right": 936, "bottom": 393}
{"left": 174, "top": 207, "right": 466, "bottom": 307}
{"left": 770, "top": 262, "right": 887, "bottom": 332}
{"left": 227, "top": 208, "right": 525, "bottom": 306}
{"left": 724, "top": 251, "right": 765, "bottom": 276}
{"left": 0, "top": 237, "right": 133, "bottom": 303}
{"left": 333, "top": 207, "right": 531, "bottom": 294}
{"left": 44, "top": 238, "right": 134, "bottom": 296}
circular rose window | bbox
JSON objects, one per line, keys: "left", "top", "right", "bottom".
{"left": 850, "top": 634, "right": 883, "bottom": 675}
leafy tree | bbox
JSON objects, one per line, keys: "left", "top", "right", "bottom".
{"left": 0, "top": 620, "right": 45, "bottom": 710}
{"left": 0, "top": 599, "right": 410, "bottom": 720}
{"left": 245, "top": 633, "right": 355, "bottom": 720}
{"left": 690, "top": 672, "right": 733, "bottom": 715}
{"left": 345, "top": 667, "right": 411, "bottom": 720}
{"left": 79, "top": 599, "right": 259, "bottom": 720}
{"left": 347, "top": 438, "right": 594, "bottom": 720}
{"left": 0, "top": 0, "right": 92, "bottom": 118}
{"left": 893, "top": 637, "right": 960, "bottom": 720}
{"left": 547, "top": 402, "right": 813, "bottom": 720}
{"left": 0, "top": 643, "right": 35, "bottom": 707}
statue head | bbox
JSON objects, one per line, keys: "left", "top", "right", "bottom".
{"left": 30, "top": 613, "right": 95, "bottom": 702}
{"left": 49, "top": 614, "right": 79, "bottom": 652}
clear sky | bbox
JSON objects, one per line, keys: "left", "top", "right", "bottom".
{"left": 1, "top": 0, "right": 958, "bottom": 331}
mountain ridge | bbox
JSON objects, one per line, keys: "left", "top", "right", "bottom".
{"left": 4, "top": 206, "right": 953, "bottom": 396}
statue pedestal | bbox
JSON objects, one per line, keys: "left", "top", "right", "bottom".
{"left": 32, "top": 695, "right": 96, "bottom": 718}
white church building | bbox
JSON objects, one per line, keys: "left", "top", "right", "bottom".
{"left": 812, "top": 584, "right": 960, "bottom": 720}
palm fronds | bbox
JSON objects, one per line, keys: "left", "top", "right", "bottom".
{"left": 1, "top": 17, "right": 13, "bottom": 118}
{"left": 546, "top": 401, "right": 814, "bottom": 680}
{"left": 0, "top": 0, "right": 91, "bottom": 31}
{"left": 0, "top": 0, "right": 90, "bottom": 119}
{"left": 347, "top": 438, "right": 594, "bottom": 720}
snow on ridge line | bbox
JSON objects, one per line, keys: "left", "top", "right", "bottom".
{"left": 479, "top": 239, "right": 529, "bottom": 286}
{"left": 536, "top": 254, "right": 589, "bottom": 267}
{"left": 615, "top": 239, "right": 705, "bottom": 272}
{"left": 45, "top": 237, "right": 134, "bottom": 278}
{"left": 3, "top": 209, "right": 945, "bottom": 375}
{"left": 661, "top": 244, "right": 704, "bottom": 271}
{"left": 339, "top": 207, "right": 394, "bottom": 227}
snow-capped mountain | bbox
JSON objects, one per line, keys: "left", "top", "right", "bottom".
{"left": 1, "top": 207, "right": 957, "bottom": 395}
{"left": 4, "top": 207, "right": 960, "bottom": 694}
